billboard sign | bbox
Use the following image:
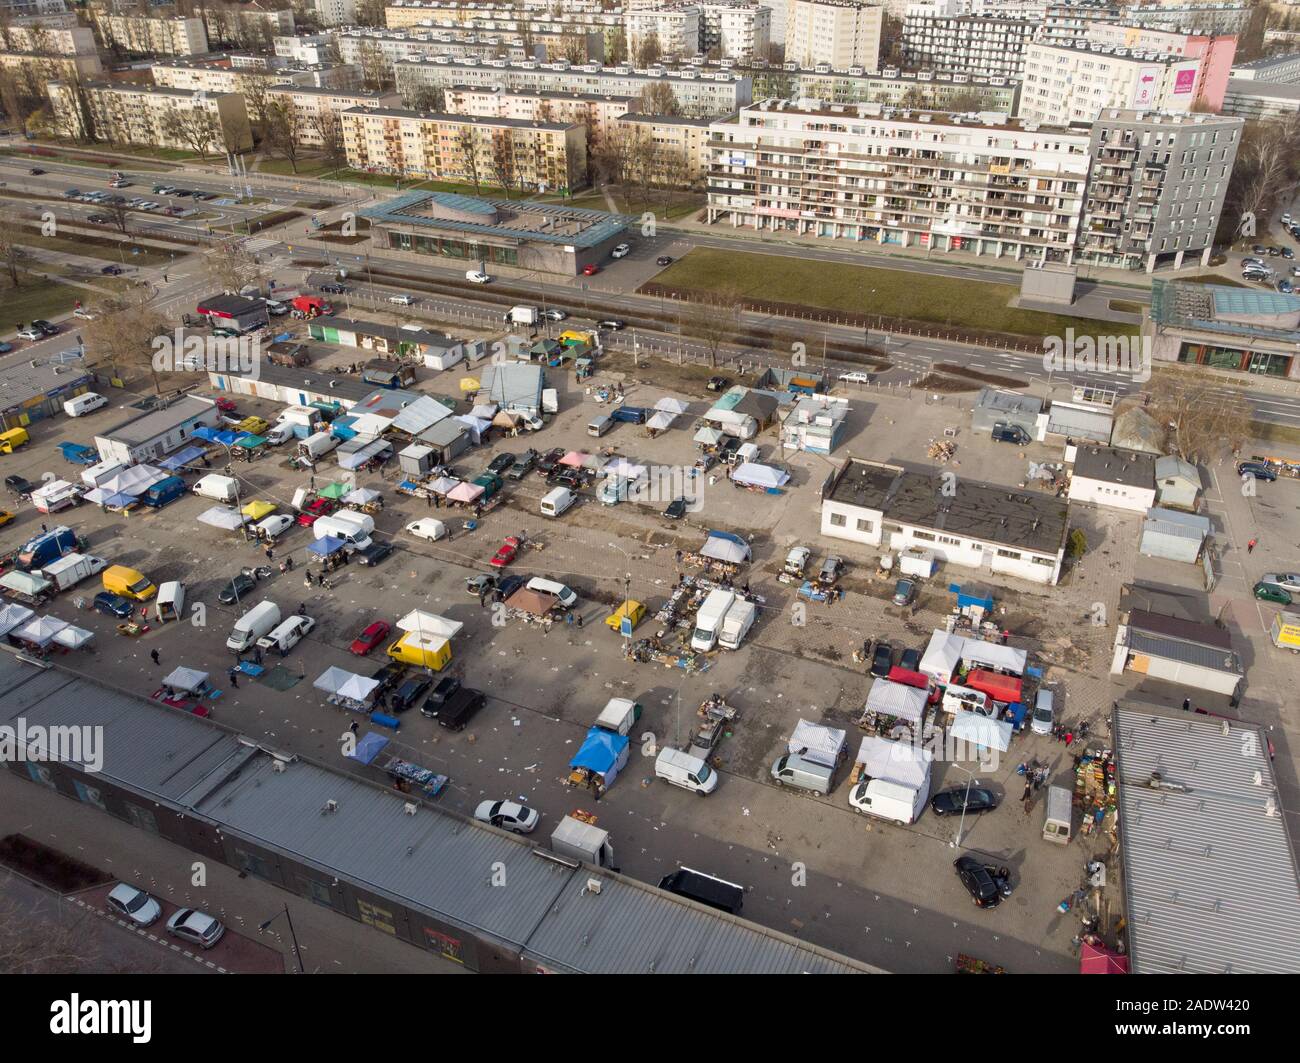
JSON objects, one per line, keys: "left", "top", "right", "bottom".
{"left": 1173, "top": 67, "right": 1197, "bottom": 95}
{"left": 1130, "top": 66, "right": 1161, "bottom": 109}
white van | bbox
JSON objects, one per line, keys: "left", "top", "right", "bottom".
{"left": 154, "top": 581, "right": 185, "bottom": 623}
{"left": 526, "top": 577, "right": 577, "bottom": 610}
{"left": 656, "top": 748, "right": 719, "bottom": 794}
{"left": 257, "top": 614, "right": 315, "bottom": 656}
{"left": 298, "top": 431, "right": 339, "bottom": 461}
{"left": 540, "top": 486, "right": 574, "bottom": 517}
{"left": 848, "top": 777, "right": 928, "bottom": 825}
{"left": 587, "top": 414, "right": 613, "bottom": 437}
{"left": 942, "top": 684, "right": 990, "bottom": 716}
{"left": 226, "top": 600, "right": 281, "bottom": 652}
{"left": 193, "top": 474, "right": 239, "bottom": 503}
{"left": 64, "top": 392, "right": 107, "bottom": 418}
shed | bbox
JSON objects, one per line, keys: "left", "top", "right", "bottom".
{"left": 399, "top": 443, "right": 435, "bottom": 477}
{"left": 1045, "top": 401, "right": 1113, "bottom": 444}
{"left": 971, "top": 388, "right": 1042, "bottom": 436}
{"left": 1140, "top": 507, "right": 1211, "bottom": 563}
{"left": 1154, "top": 456, "right": 1202, "bottom": 511}
{"left": 417, "top": 419, "right": 470, "bottom": 464}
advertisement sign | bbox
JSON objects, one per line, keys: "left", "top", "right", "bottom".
{"left": 1130, "top": 66, "right": 1161, "bottom": 109}
{"left": 1173, "top": 67, "right": 1197, "bottom": 95}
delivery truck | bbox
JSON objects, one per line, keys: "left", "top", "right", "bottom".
{"left": 17, "top": 526, "right": 81, "bottom": 571}
{"left": 504, "top": 305, "right": 540, "bottom": 327}
{"left": 313, "top": 512, "right": 374, "bottom": 551}
{"left": 1270, "top": 610, "right": 1300, "bottom": 652}
{"left": 227, "top": 600, "right": 281, "bottom": 652}
{"left": 102, "top": 564, "right": 156, "bottom": 601}
{"left": 593, "top": 697, "right": 642, "bottom": 736}
{"left": 298, "top": 431, "right": 339, "bottom": 462}
{"left": 37, "top": 552, "right": 107, "bottom": 592}
{"left": 192, "top": 474, "right": 239, "bottom": 503}
{"left": 142, "top": 475, "right": 186, "bottom": 509}
{"left": 717, "top": 598, "right": 757, "bottom": 650}
{"left": 548, "top": 814, "right": 616, "bottom": 869}
{"left": 690, "top": 588, "right": 735, "bottom": 652}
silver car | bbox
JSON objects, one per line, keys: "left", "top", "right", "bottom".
{"left": 166, "top": 908, "right": 226, "bottom": 949}
{"left": 1262, "top": 572, "right": 1300, "bottom": 594}
{"left": 474, "top": 799, "right": 540, "bottom": 834}
{"left": 106, "top": 882, "right": 162, "bottom": 927}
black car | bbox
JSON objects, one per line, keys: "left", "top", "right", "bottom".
{"left": 429, "top": 687, "right": 486, "bottom": 731}
{"left": 101, "top": 264, "right": 123, "bottom": 275}
{"left": 954, "top": 856, "right": 1013, "bottom": 909}
{"left": 319, "top": 282, "right": 347, "bottom": 294}
{"left": 664, "top": 498, "right": 687, "bottom": 520}
{"left": 370, "top": 661, "right": 406, "bottom": 695}
{"left": 497, "top": 574, "right": 525, "bottom": 599}
{"left": 218, "top": 572, "right": 256, "bottom": 605}
{"left": 29, "top": 167, "right": 44, "bottom": 175}
{"left": 357, "top": 540, "right": 393, "bottom": 566}
{"left": 93, "top": 592, "right": 134, "bottom": 619}
{"left": 390, "top": 674, "right": 432, "bottom": 713}
{"left": 550, "top": 468, "right": 584, "bottom": 490}
{"left": 487, "top": 452, "right": 515, "bottom": 476}
{"left": 991, "top": 422, "right": 1030, "bottom": 445}
{"left": 5, "top": 475, "right": 35, "bottom": 496}
{"left": 537, "top": 447, "right": 565, "bottom": 476}
{"left": 899, "top": 647, "right": 921, "bottom": 672}
{"left": 506, "top": 449, "right": 537, "bottom": 480}
{"left": 420, "top": 675, "right": 462, "bottom": 717}
{"left": 596, "top": 319, "right": 625, "bottom": 330}
{"left": 656, "top": 256, "right": 673, "bottom": 266}
{"left": 706, "top": 376, "right": 730, "bottom": 392}
{"left": 31, "top": 319, "right": 58, "bottom": 336}
{"left": 869, "top": 640, "right": 894, "bottom": 678}
{"left": 86, "top": 214, "right": 108, "bottom": 224}
{"left": 1269, "top": 245, "right": 1282, "bottom": 256}
{"left": 930, "top": 787, "right": 1000, "bottom": 817}
{"left": 1236, "top": 461, "right": 1277, "bottom": 482}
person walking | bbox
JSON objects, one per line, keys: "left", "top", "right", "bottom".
{"left": 1182, "top": 696, "right": 1191, "bottom": 712}
{"left": 349, "top": 720, "right": 359, "bottom": 735}
{"left": 1022, "top": 781, "right": 1032, "bottom": 815}
{"left": 229, "top": 669, "right": 239, "bottom": 689}
{"left": 426, "top": 493, "right": 432, "bottom": 509}
{"left": 576, "top": 613, "right": 583, "bottom": 629}
{"left": 1248, "top": 537, "right": 1258, "bottom": 554}
{"left": 304, "top": 569, "right": 314, "bottom": 587}
{"left": 150, "top": 649, "right": 160, "bottom": 665}
{"left": 265, "top": 545, "right": 274, "bottom": 561}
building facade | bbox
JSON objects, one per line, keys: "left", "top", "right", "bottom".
{"left": 1229, "top": 52, "right": 1300, "bottom": 84}
{"left": 744, "top": 61, "right": 1021, "bottom": 112}
{"left": 626, "top": 6, "right": 703, "bottom": 58}
{"left": 785, "top": 0, "right": 883, "bottom": 70}
{"left": 93, "top": 14, "right": 209, "bottom": 57}
{"left": 614, "top": 111, "right": 715, "bottom": 186}
{"left": 445, "top": 85, "right": 638, "bottom": 151}
{"left": 1221, "top": 79, "right": 1300, "bottom": 119}
{"left": 0, "top": 20, "right": 97, "bottom": 55}
{"left": 265, "top": 85, "right": 402, "bottom": 145}
{"left": 48, "top": 80, "right": 254, "bottom": 154}
{"left": 1146, "top": 279, "right": 1300, "bottom": 379}
{"left": 901, "top": 1, "right": 1036, "bottom": 79}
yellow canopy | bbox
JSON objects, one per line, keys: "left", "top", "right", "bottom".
{"left": 459, "top": 376, "right": 481, "bottom": 393}
{"left": 241, "top": 499, "right": 276, "bottom": 520}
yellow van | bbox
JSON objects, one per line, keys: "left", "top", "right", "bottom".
{"left": 605, "top": 600, "right": 645, "bottom": 633}
{"left": 0, "top": 427, "right": 31, "bottom": 454}
{"left": 103, "top": 564, "right": 157, "bottom": 601}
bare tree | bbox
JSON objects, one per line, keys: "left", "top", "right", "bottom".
{"left": 634, "top": 34, "right": 662, "bottom": 68}
{"left": 638, "top": 81, "right": 679, "bottom": 117}
{"left": 0, "top": 206, "right": 24, "bottom": 288}
{"left": 161, "top": 106, "right": 220, "bottom": 160}
{"left": 357, "top": 42, "right": 389, "bottom": 91}
{"left": 1147, "top": 373, "right": 1251, "bottom": 464}
{"left": 488, "top": 127, "right": 517, "bottom": 193}
{"left": 310, "top": 110, "right": 346, "bottom": 169}
{"left": 237, "top": 74, "right": 269, "bottom": 128}
{"left": 607, "top": 27, "right": 628, "bottom": 65}
{"left": 263, "top": 97, "right": 303, "bottom": 173}
{"left": 410, "top": 85, "right": 445, "bottom": 113}
{"left": 83, "top": 296, "right": 171, "bottom": 393}
{"left": 104, "top": 199, "right": 131, "bottom": 235}
{"left": 456, "top": 126, "right": 484, "bottom": 194}
{"left": 678, "top": 283, "right": 745, "bottom": 368}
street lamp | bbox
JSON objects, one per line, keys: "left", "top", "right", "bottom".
{"left": 948, "top": 763, "right": 979, "bottom": 850}
{"left": 258, "top": 904, "right": 305, "bottom": 974}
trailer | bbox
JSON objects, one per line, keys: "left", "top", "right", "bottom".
{"left": 37, "top": 552, "right": 107, "bottom": 592}
{"left": 1271, "top": 610, "right": 1300, "bottom": 652}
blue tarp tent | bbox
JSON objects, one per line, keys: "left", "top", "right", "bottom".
{"left": 308, "top": 535, "right": 346, "bottom": 556}
{"left": 194, "top": 426, "right": 243, "bottom": 447}
{"left": 569, "top": 727, "right": 630, "bottom": 786}
{"left": 346, "top": 732, "right": 389, "bottom": 765}
{"left": 159, "top": 445, "right": 206, "bottom": 470}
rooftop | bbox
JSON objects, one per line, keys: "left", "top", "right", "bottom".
{"left": 1072, "top": 445, "right": 1156, "bottom": 488}
{"left": 1112, "top": 701, "right": 1300, "bottom": 974}
{"left": 974, "top": 387, "right": 1044, "bottom": 416}
{"left": 1150, "top": 278, "right": 1300, "bottom": 344}
{"left": 97, "top": 395, "right": 217, "bottom": 447}
{"left": 342, "top": 105, "right": 576, "bottom": 131}
{"left": 827, "top": 457, "right": 1069, "bottom": 556}
{"left": 212, "top": 362, "right": 373, "bottom": 403}
{"left": 0, "top": 346, "right": 93, "bottom": 413}
{"left": 1224, "top": 78, "right": 1300, "bottom": 100}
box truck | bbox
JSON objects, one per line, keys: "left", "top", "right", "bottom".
{"left": 192, "top": 474, "right": 239, "bottom": 503}
{"left": 594, "top": 697, "right": 642, "bottom": 736}
{"left": 548, "top": 815, "right": 616, "bottom": 869}
{"left": 691, "top": 588, "right": 735, "bottom": 652}
{"left": 504, "top": 305, "right": 539, "bottom": 327}
{"left": 227, "top": 600, "right": 281, "bottom": 652}
{"left": 298, "top": 431, "right": 339, "bottom": 462}
{"left": 154, "top": 581, "right": 185, "bottom": 622}
{"left": 37, "top": 553, "right": 107, "bottom": 592}
{"left": 717, "top": 598, "right": 756, "bottom": 650}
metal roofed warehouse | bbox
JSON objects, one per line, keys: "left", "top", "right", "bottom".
{"left": 1112, "top": 702, "right": 1300, "bottom": 974}
{"left": 0, "top": 656, "right": 876, "bottom": 974}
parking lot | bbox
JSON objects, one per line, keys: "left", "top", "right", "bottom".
{"left": 6, "top": 312, "right": 1298, "bottom": 973}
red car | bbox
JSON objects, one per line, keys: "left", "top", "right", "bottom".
{"left": 211, "top": 396, "right": 237, "bottom": 414}
{"left": 295, "top": 497, "right": 336, "bottom": 526}
{"left": 350, "top": 620, "right": 391, "bottom": 656}
{"left": 581, "top": 263, "right": 599, "bottom": 276}
{"left": 489, "top": 535, "right": 522, "bottom": 568}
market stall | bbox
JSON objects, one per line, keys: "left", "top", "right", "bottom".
{"left": 241, "top": 499, "right": 277, "bottom": 522}
{"left": 731, "top": 462, "right": 790, "bottom": 492}
{"left": 0, "top": 603, "right": 35, "bottom": 638}
{"left": 387, "top": 610, "right": 462, "bottom": 670}
{"left": 950, "top": 710, "right": 1013, "bottom": 754}
{"left": 0, "top": 570, "right": 53, "bottom": 606}
{"left": 919, "top": 630, "right": 964, "bottom": 685}
{"left": 10, "top": 614, "right": 69, "bottom": 652}
{"left": 197, "top": 506, "right": 250, "bottom": 533}
{"left": 51, "top": 624, "right": 93, "bottom": 650}
{"left": 788, "top": 719, "right": 847, "bottom": 768}
{"left": 446, "top": 481, "right": 484, "bottom": 506}
{"left": 568, "top": 726, "right": 630, "bottom": 797}
{"left": 858, "top": 677, "right": 928, "bottom": 736}
{"left": 161, "top": 666, "right": 211, "bottom": 697}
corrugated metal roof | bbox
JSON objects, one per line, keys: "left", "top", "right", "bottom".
{"left": 1046, "top": 404, "right": 1112, "bottom": 441}
{"left": 1142, "top": 508, "right": 1211, "bottom": 540}
{"left": 1126, "top": 631, "right": 1243, "bottom": 675}
{"left": 1129, "top": 608, "right": 1232, "bottom": 650}
{"left": 1113, "top": 704, "right": 1300, "bottom": 974}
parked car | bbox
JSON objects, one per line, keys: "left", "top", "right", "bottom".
{"left": 350, "top": 619, "right": 391, "bottom": 655}
{"left": 466, "top": 270, "right": 492, "bottom": 284}
{"left": 596, "top": 318, "right": 625, "bottom": 330}
{"left": 550, "top": 468, "right": 584, "bottom": 491}
{"left": 266, "top": 300, "right": 288, "bottom": 316}
{"left": 28, "top": 167, "right": 44, "bottom": 175}
{"left": 34, "top": 318, "right": 60, "bottom": 335}
{"left": 423, "top": 675, "right": 461, "bottom": 711}
{"left": 319, "top": 282, "right": 347, "bottom": 294}
{"left": 931, "top": 788, "right": 999, "bottom": 817}
{"left": 487, "top": 452, "right": 515, "bottom": 476}
{"left": 6, "top": 475, "right": 35, "bottom": 495}
{"left": 405, "top": 518, "right": 447, "bottom": 542}
{"left": 218, "top": 572, "right": 256, "bottom": 605}
{"left": 656, "top": 255, "right": 673, "bottom": 266}
{"left": 357, "top": 540, "right": 393, "bottom": 566}
{"left": 1254, "top": 581, "right": 1292, "bottom": 605}
{"left": 899, "top": 647, "right": 921, "bottom": 672}
{"left": 489, "top": 535, "right": 522, "bottom": 568}
{"left": 611, "top": 243, "right": 631, "bottom": 259}
{"left": 1281, "top": 279, "right": 1295, "bottom": 294}
{"left": 166, "top": 908, "right": 225, "bottom": 949}
{"left": 1283, "top": 247, "right": 1295, "bottom": 260}
{"left": 474, "top": 799, "right": 540, "bottom": 834}
{"left": 0, "top": 342, "right": 12, "bottom": 353}
{"left": 819, "top": 555, "right": 843, "bottom": 585}
{"left": 106, "top": 883, "right": 162, "bottom": 927}
{"left": 663, "top": 498, "right": 688, "bottom": 520}
{"left": 991, "top": 422, "right": 1030, "bottom": 445}
{"left": 542, "top": 308, "right": 567, "bottom": 322}
{"left": 869, "top": 640, "right": 894, "bottom": 678}
{"left": 507, "top": 449, "right": 537, "bottom": 480}
{"left": 537, "top": 447, "right": 565, "bottom": 475}
{"left": 707, "top": 376, "right": 730, "bottom": 392}
{"left": 954, "top": 856, "right": 1013, "bottom": 909}
{"left": 1261, "top": 573, "right": 1300, "bottom": 594}
{"left": 1237, "top": 460, "right": 1278, "bottom": 482}
{"left": 93, "top": 592, "right": 134, "bottom": 619}
{"left": 86, "top": 213, "right": 108, "bottom": 224}
{"left": 15, "top": 326, "right": 42, "bottom": 341}
{"left": 370, "top": 661, "right": 406, "bottom": 695}
{"left": 465, "top": 573, "right": 498, "bottom": 596}
{"left": 101, "top": 264, "right": 123, "bottom": 275}
{"left": 891, "top": 578, "right": 916, "bottom": 607}
{"left": 390, "top": 674, "right": 432, "bottom": 713}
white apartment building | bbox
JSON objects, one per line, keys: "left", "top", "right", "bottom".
{"left": 785, "top": 0, "right": 883, "bottom": 71}
{"left": 152, "top": 57, "right": 362, "bottom": 113}
{"left": 0, "top": 49, "right": 101, "bottom": 82}
{"left": 274, "top": 33, "right": 334, "bottom": 65}
{"left": 384, "top": 1, "right": 614, "bottom": 28}
{"left": 394, "top": 58, "right": 754, "bottom": 116}
{"left": 202, "top": 4, "right": 295, "bottom": 48}
{"left": 614, "top": 111, "right": 715, "bottom": 186}
{"left": 0, "top": 21, "right": 96, "bottom": 55}
{"left": 48, "top": 80, "right": 253, "bottom": 153}
{"left": 626, "top": 7, "right": 703, "bottom": 59}
{"left": 700, "top": 1, "right": 772, "bottom": 59}
{"left": 340, "top": 106, "right": 587, "bottom": 192}
{"left": 707, "top": 99, "right": 1091, "bottom": 263}
{"left": 94, "top": 14, "right": 209, "bottom": 57}
{"left": 1231, "top": 52, "right": 1300, "bottom": 84}
{"left": 901, "top": 0, "right": 1035, "bottom": 79}
{"left": 1020, "top": 41, "right": 1201, "bottom": 125}
{"left": 309, "top": 0, "right": 357, "bottom": 27}
{"left": 444, "top": 85, "right": 637, "bottom": 149}
{"left": 265, "top": 84, "right": 402, "bottom": 144}
{"left": 333, "top": 28, "right": 548, "bottom": 74}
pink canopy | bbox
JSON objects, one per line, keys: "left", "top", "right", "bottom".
{"left": 1080, "top": 941, "right": 1129, "bottom": 975}
{"left": 447, "top": 481, "right": 485, "bottom": 503}
{"left": 559, "top": 451, "right": 588, "bottom": 468}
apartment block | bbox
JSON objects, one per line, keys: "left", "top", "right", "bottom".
{"left": 0, "top": 20, "right": 97, "bottom": 55}
{"left": 626, "top": 7, "right": 703, "bottom": 59}
{"left": 700, "top": 2, "right": 772, "bottom": 59}
{"left": 1221, "top": 79, "right": 1300, "bottom": 120}
{"left": 394, "top": 58, "right": 754, "bottom": 116}
{"left": 309, "top": 0, "right": 357, "bottom": 27}
{"left": 1020, "top": 41, "right": 1202, "bottom": 125}
{"left": 614, "top": 111, "right": 715, "bottom": 187}
{"left": 94, "top": 14, "right": 209, "bottom": 57}
{"left": 48, "top": 79, "right": 253, "bottom": 153}
{"left": 707, "top": 99, "right": 1090, "bottom": 263}
{"left": 785, "top": 0, "right": 883, "bottom": 71}
{"left": 0, "top": 49, "right": 101, "bottom": 86}
{"left": 265, "top": 84, "right": 402, "bottom": 145}
{"left": 901, "top": 1, "right": 1035, "bottom": 79}
{"left": 0, "top": 0, "right": 70, "bottom": 15}
{"left": 444, "top": 85, "right": 637, "bottom": 150}
{"left": 1123, "top": 1, "right": 1250, "bottom": 36}
{"left": 332, "top": 28, "right": 552, "bottom": 77}
{"left": 152, "top": 56, "right": 363, "bottom": 112}
{"left": 341, "top": 107, "right": 588, "bottom": 193}
{"left": 1080, "top": 109, "right": 1240, "bottom": 272}
{"left": 1081, "top": 23, "right": 1236, "bottom": 111}
{"left": 274, "top": 33, "right": 335, "bottom": 65}
{"left": 202, "top": 3, "right": 295, "bottom": 49}
{"left": 1230, "top": 52, "right": 1300, "bottom": 84}
{"left": 384, "top": 1, "right": 617, "bottom": 28}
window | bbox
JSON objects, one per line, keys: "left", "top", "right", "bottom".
{"left": 855, "top": 518, "right": 873, "bottom": 532}
{"left": 829, "top": 512, "right": 846, "bottom": 527}
{"left": 996, "top": 548, "right": 1021, "bottom": 559}
{"left": 912, "top": 530, "right": 936, "bottom": 542}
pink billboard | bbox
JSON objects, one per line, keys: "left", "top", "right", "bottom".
{"left": 1174, "top": 68, "right": 1197, "bottom": 95}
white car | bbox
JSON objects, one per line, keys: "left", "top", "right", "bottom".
{"left": 542, "top": 308, "right": 567, "bottom": 322}
{"left": 839, "top": 371, "right": 872, "bottom": 384}
{"left": 106, "top": 883, "right": 162, "bottom": 927}
{"left": 388, "top": 294, "right": 416, "bottom": 305}
{"left": 474, "top": 799, "right": 540, "bottom": 834}
{"left": 166, "top": 908, "right": 225, "bottom": 949}
{"left": 16, "top": 327, "right": 43, "bottom": 341}
{"left": 406, "top": 518, "right": 448, "bottom": 542}
{"left": 265, "top": 300, "right": 288, "bottom": 316}
{"left": 465, "top": 270, "right": 492, "bottom": 284}
{"left": 611, "top": 243, "right": 631, "bottom": 259}
{"left": 73, "top": 307, "right": 100, "bottom": 321}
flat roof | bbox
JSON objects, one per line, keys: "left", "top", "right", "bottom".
{"left": 1113, "top": 701, "right": 1300, "bottom": 974}
{"left": 214, "top": 362, "right": 373, "bottom": 403}
{"left": 1150, "top": 278, "right": 1300, "bottom": 343}
{"left": 1128, "top": 608, "right": 1233, "bottom": 651}
{"left": 342, "top": 106, "right": 575, "bottom": 131}
{"left": 0, "top": 347, "right": 92, "bottom": 413}
{"left": 827, "top": 458, "right": 1069, "bottom": 556}
{"left": 1072, "top": 445, "right": 1156, "bottom": 488}
{"left": 975, "top": 387, "right": 1043, "bottom": 416}
{"left": 1225, "top": 78, "right": 1300, "bottom": 100}
{"left": 98, "top": 395, "right": 216, "bottom": 447}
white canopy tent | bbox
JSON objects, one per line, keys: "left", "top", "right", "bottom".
{"left": 731, "top": 462, "right": 790, "bottom": 489}
{"left": 338, "top": 673, "right": 380, "bottom": 702}
{"left": 163, "top": 666, "right": 209, "bottom": 693}
{"left": 864, "top": 678, "right": 928, "bottom": 724}
{"left": 788, "top": 719, "right": 846, "bottom": 768}
{"left": 919, "top": 630, "right": 963, "bottom": 683}
{"left": 13, "top": 615, "right": 69, "bottom": 647}
{"left": 959, "top": 637, "right": 1028, "bottom": 677}
{"left": 700, "top": 535, "right": 751, "bottom": 564}
{"left": 646, "top": 411, "right": 676, "bottom": 431}
{"left": 51, "top": 624, "right": 94, "bottom": 649}
{"left": 396, "top": 610, "right": 464, "bottom": 640}
{"left": 99, "top": 465, "right": 167, "bottom": 496}
{"left": 950, "top": 711, "right": 1013, "bottom": 754}
{"left": 197, "top": 506, "right": 248, "bottom": 531}
{"left": 854, "top": 734, "right": 932, "bottom": 789}
{"left": 694, "top": 426, "right": 724, "bottom": 445}
{"left": 655, "top": 397, "right": 690, "bottom": 415}
{"left": 343, "top": 487, "right": 381, "bottom": 505}
{"left": 313, "top": 666, "right": 355, "bottom": 696}
{"left": 606, "top": 459, "right": 647, "bottom": 481}
{"left": 0, "top": 603, "right": 35, "bottom": 637}
{"left": 0, "top": 571, "right": 52, "bottom": 597}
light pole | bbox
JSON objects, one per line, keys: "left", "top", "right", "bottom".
{"left": 948, "top": 764, "right": 978, "bottom": 850}
{"left": 259, "top": 904, "right": 305, "bottom": 973}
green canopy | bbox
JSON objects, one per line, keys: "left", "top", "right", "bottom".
{"left": 319, "top": 481, "right": 349, "bottom": 500}
{"left": 234, "top": 433, "right": 267, "bottom": 448}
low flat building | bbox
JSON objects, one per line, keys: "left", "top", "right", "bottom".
{"left": 970, "top": 388, "right": 1042, "bottom": 438}
{"left": 1139, "top": 506, "right": 1211, "bottom": 563}
{"left": 207, "top": 362, "right": 372, "bottom": 407}
{"left": 306, "top": 316, "right": 455, "bottom": 358}
{"left": 478, "top": 362, "right": 545, "bottom": 417}
{"left": 779, "top": 396, "right": 849, "bottom": 455}
{"left": 94, "top": 396, "right": 222, "bottom": 465}
{"left": 1229, "top": 51, "right": 1300, "bottom": 84}
{"left": 1112, "top": 700, "right": 1300, "bottom": 974}
{"left": 1110, "top": 608, "right": 1243, "bottom": 699}
{"left": 821, "top": 457, "right": 1070, "bottom": 585}
{"left": 1147, "top": 279, "right": 1300, "bottom": 380}
{"left": 0, "top": 347, "right": 94, "bottom": 431}
{"left": 1043, "top": 400, "right": 1112, "bottom": 444}
{"left": 1067, "top": 445, "right": 1157, "bottom": 512}
{"left": 1221, "top": 78, "right": 1300, "bottom": 120}
{"left": 360, "top": 190, "right": 630, "bottom": 276}
{"left": 1154, "top": 455, "right": 1201, "bottom": 510}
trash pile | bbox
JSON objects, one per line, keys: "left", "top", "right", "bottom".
{"left": 927, "top": 439, "right": 956, "bottom": 462}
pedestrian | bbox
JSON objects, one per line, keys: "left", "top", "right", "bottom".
{"left": 254, "top": 647, "right": 263, "bottom": 665}
{"left": 265, "top": 545, "right": 274, "bottom": 561}
{"left": 479, "top": 591, "right": 487, "bottom": 608}
{"left": 310, "top": 475, "right": 316, "bottom": 491}
{"left": 229, "top": 670, "right": 239, "bottom": 689}
{"left": 445, "top": 525, "right": 452, "bottom": 541}
{"left": 433, "top": 493, "right": 441, "bottom": 509}
{"left": 1182, "top": 696, "right": 1191, "bottom": 712}
{"left": 543, "top": 618, "right": 552, "bottom": 635}
{"left": 320, "top": 576, "right": 331, "bottom": 590}
{"left": 1001, "top": 629, "right": 1010, "bottom": 646}
{"left": 40, "top": 523, "right": 48, "bottom": 534}
{"left": 1248, "top": 538, "right": 1257, "bottom": 554}
{"left": 304, "top": 570, "right": 314, "bottom": 587}
{"left": 285, "top": 556, "right": 293, "bottom": 571}
{"left": 566, "top": 611, "right": 574, "bottom": 627}
{"left": 576, "top": 613, "right": 583, "bottom": 628}
{"left": 743, "top": 580, "right": 750, "bottom": 594}
{"left": 426, "top": 492, "right": 432, "bottom": 508}
{"left": 349, "top": 720, "right": 359, "bottom": 735}
{"left": 150, "top": 649, "right": 160, "bottom": 665}
{"left": 675, "top": 549, "right": 683, "bottom": 565}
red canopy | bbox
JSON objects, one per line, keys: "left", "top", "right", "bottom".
{"left": 887, "top": 666, "right": 929, "bottom": 691}
{"left": 1080, "top": 941, "right": 1129, "bottom": 974}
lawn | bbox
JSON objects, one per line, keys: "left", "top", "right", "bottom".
{"left": 1108, "top": 299, "right": 1144, "bottom": 314}
{"left": 257, "top": 157, "right": 337, "bottom": 178}
{"left": 654, "top": 248, "right": 1140, "bottom": 339}
{"left": 18, "top": 225, "right": 181, "bottom": 267}
{"left": 0, "top": 144, "right": 177, "bottom": 171}
{"left": 2, "top": 271, "right": 87, "bottom": 324}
